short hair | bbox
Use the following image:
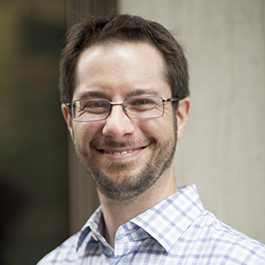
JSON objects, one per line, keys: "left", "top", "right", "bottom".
{"left": 59, "top": 14, "right": 189, "bottom": 104}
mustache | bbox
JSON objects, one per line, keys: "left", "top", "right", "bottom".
{"left": 91, "top": 137, "right": 155, "bottom": 149}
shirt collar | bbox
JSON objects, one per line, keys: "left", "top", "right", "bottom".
{"left": 130, "top": 185, "right": 204, "bottom": 252}
{"left": 76, "top": 185, "right": 204, "bottom": 252}
{"left": 76, "top": 206, "right": 102, "bottom": 251}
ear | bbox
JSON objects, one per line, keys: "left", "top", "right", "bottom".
{"left": 61, "top": 103, "right": 74, "bottom": 139}
{"left": 176, "top": 97, "right": 190, "bottom": 141}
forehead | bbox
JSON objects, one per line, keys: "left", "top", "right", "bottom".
{"left": 74, "top": 41, "right": 171, "bottom": 99}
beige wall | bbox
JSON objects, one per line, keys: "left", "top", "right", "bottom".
{"left": 119, "top": 0, "right": 265, "bottom": 243}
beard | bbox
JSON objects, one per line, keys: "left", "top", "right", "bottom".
{"left": 74, "top": 117, "right": 177, "bottom": 202}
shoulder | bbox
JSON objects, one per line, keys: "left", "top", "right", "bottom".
{"left": 188, "top": 210, "right": 265, "bottom": 264}
{"left": 37, "top": 232, "right": 80, "bottom": 265}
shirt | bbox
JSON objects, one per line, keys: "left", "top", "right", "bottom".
{"left": 37, "top": 185, "right": 265, "bottom": 264}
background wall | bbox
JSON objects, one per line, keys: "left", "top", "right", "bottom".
{"left": 0, "top": 1, "right": 68, "bottom": 264}
{"left": 119, "top": 0, "right": 265, "bottom": 243}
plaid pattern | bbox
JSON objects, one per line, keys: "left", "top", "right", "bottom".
{"left": 37, "top": 185, "right": 265, "bottom": 264}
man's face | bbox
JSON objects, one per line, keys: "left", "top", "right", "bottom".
{"left": 63, "top": 41, "right": 189, "bottom": 201}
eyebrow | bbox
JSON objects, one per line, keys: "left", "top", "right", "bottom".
{"left": 74, "top": 88, "right": 161, "bottom": 101}
{"left": 75, "top": 91, "right": 109, "bottom": 100}
{"left": 126, "top": 89, "right": 161, "bottom": 98}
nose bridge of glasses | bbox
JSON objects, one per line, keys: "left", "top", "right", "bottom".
{"left": 108, "top": 101, "right": 128, "bottom": 116}
{"left": 110, "top": 101, "right": 125, "bottom": 106}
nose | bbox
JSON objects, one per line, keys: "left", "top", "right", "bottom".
{"left": 102, "top": 105, "right": 136, "bottom": 140}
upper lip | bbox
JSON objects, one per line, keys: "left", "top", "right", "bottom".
{"left": 96, "top": 145, "right": 150, "bottom": 153}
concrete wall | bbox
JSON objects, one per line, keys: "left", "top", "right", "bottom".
{"left": 119, "top": 0, "right": 265, "bottom": 243}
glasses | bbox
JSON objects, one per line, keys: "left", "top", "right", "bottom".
{"left": 66, "top": 95, "right": 179, "bottom": 122}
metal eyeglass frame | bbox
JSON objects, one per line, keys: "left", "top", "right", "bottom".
{"left": 66, "top": 96, "right": 179, "bottom": 122}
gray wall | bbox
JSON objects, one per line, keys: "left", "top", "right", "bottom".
{"left": 119, "top": 0, "right": 265, "bottom": 243}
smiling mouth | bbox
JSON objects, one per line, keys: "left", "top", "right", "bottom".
{"left": 97, "top": 146, "right": 148, "bottom": 156}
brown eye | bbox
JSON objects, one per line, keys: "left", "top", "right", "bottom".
{"left": 80, "top": 100, "right": 109, "bottom": 113}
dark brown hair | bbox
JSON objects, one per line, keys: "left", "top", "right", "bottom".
{"left": 59, "top": 14, "right": 189, "bottom": 104}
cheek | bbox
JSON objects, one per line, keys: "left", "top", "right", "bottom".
{"left": 136, "top": 119, "right": 156, "bottom": 136}
{"left": 73, "top": 122, "right": 102, "bottom": 143}
{"left": 137, "top": 116, "right": 175, "bottom": 140}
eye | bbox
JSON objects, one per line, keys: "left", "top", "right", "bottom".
{"left": 79, "top": 100, "right": 109, "bottom": 113}
{"left": 133, "top": 99, "right": 153, "bottom": 105}
{"left": 85, "top": 102, "right": 105, "bottom": 108}
{"left": 128, "top": 97, "right": 158, "bottom": 111}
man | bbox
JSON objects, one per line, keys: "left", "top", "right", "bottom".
{"left": 38, "top": 14, "right": 265, "bottom": 264}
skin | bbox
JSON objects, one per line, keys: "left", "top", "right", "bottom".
{"left": 62, "top": 41, "right": 190, "bottom": 248}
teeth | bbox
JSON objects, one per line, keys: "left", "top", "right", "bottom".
{"left": 107, "top": 150, "right": 133, "bottom": 155}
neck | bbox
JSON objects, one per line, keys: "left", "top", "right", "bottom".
{"left": 98, "top": 165, "right": 177, "bottom": 248}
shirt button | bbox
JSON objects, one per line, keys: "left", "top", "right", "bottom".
{"left": 92, "top": 233, "right": 98, "bottom": 241}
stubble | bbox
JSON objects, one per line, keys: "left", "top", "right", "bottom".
{"left": 74, "top": 116, "right": 177, "bottom": 201}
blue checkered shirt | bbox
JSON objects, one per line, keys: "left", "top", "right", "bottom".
{"left": 37, "top": 185, "right": 265, "bottom": 264}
